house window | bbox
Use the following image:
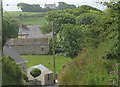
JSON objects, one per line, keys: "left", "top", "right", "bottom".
{"left": 48, "top": 74, "right": 50, "bottom": 80}
{"left": 41, "top": 47, "right": 44, "bottom": 51}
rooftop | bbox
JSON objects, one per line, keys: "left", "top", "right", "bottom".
{"left": 2, "top": 45, "right": 27, "bottom": 64}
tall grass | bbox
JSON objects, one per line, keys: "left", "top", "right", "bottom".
{"left": 58, "top": 39, "right": 118, "bottom": 85}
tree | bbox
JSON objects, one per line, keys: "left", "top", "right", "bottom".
{"left": 58, "top": 24, "right": 83, "bottom": 58}
{"left": 17, "top": 3, "right": 43, "bottom": 12}
{"left": 57, "top": 2, "right": 76, "bottom": 10}
{"left": 2, "top": 56, "right": 26, "bottom": 85}
{"left": 2, "top": 17, "right": 19, "bottom": 47}
{"left": 30, "top": 68, "right": 41, "bottom": 79}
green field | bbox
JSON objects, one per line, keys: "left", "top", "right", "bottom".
{"left": 20, "top": 17, "right": 47, "bottom": 25}
{"left": 22, "top": 55, "right": 71, "bottom": 74}
{"left": 4, "top": 11, "right": 45, "bottom": 17}
{"left": 4, "top": 11, "right": 46, "bottom": 25}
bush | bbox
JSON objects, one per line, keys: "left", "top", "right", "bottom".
{"left": 30, "top": 68, "right": 41, "bottom": 78}
{"left": 2, "top": 56, "right": 25, "bottom": 85}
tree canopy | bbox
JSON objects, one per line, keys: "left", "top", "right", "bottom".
{"left": 2, "top": 17, "right": 19, "bottom": 47}
{"left": 42, "top": 3, "right": 119, "bottom": 58}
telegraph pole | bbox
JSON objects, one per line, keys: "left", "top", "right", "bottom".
{"left": 0, "top": 0, "right": 3, "bottom": 57}
{"left": 0, "top": 0, "right": 2, "bottom": 86}
{"left": 52, "top": 21, "right": 56, "bottom": 84}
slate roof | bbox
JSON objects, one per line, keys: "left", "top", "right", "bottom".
{"left": 18, "top": 25, "right": 52, "bottom": 38}
{"left": 2, "top": 45, "right": 27, "bottom": 64}
{"left": 18, "top": 25, "right": 29, "bottom": 35}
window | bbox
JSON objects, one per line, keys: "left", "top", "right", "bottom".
{"left": 41, "top": 47, "right": 44, "bottom": 51}
{"left": 48, "top": 74, "right": 50, "bottom": 80}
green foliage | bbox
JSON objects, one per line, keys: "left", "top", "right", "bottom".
{"left": 58, "top": 24, "right": 83, "bottom": 58}
{"left": 58, "top": 40, "right": 118, "bottom": 85}
{"left": 2, "top": 17, "right": 19, "bottom": 46}
{"left": 2, "top": 56, "right": 26, "bottom": 85}
{"left": 17, "top": 3, "right": 44, "bottom": 12}
{"left": 57, "top": 2, "right": 76, "bottom": 10}
{"left": 41, "top": 22, "right": 52, "bottom": 34}
{"left": 30, "top": 68, "right": 41, "bottom": 78}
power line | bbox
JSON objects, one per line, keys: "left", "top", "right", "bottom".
{"left": 3, "top": 9, "right": 14, "bottom": 19}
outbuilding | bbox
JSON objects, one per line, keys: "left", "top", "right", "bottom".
{"left": 27, "top": 64, "right": 54, "bottom": 85}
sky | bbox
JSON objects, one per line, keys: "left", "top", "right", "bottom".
{"left": 3, "top": 0, "right": 109, "bottom": 11}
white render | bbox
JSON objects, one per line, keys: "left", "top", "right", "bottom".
{"left": 27, "top": 64, "right": 54, "bottom": 85}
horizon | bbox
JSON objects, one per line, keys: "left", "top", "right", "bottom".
{"left": 3, "top": 0, "right": 108, "bottom": 11}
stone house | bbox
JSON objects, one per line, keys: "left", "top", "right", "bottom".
{"left": 2, "top": 45, "right": 27, "bottom": 73}
{"left": 6, "top": 24, "right": 52, "bottom": 55}
{"left": 44, "top": 3, "right": 56, "bottom": 9}
{"left": 18, "top": 25, "right": 52, "bottom": 39}
{"left": 6, "top": 38, "right": 50, "bottom": 55}
{"left": 27, "top": 64, "right": 54, "bottom": 85}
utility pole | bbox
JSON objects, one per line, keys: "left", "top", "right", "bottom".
{"left": 0, "top": 0, "right": 2, "bottom": 86}
{"left": 0, "top": 0, "right": 3, "bottom": 57}
{"left": 52, "top": 21, "right": 56, "bottom": 84}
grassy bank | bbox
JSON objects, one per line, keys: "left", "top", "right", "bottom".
{"left": 22, "top": 55, "right": 71, "bottom": 74}
{"left": 58, "top": 39, "right": 118, "bottom": 85}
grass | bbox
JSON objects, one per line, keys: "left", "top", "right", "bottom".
{"left": 3, "top": 11, "right": 45, "bottom": 17}
{"left": 20, "top": 17, "right": 47, "bottom": 25}
{"left": 4, "top": 11, "right": 47, "bottom": 25}
{"left": 22, "top": 55, "right": 71, "bottom": 74}
{"left": 58, "top": 39, "right": 118, "bottom": 85}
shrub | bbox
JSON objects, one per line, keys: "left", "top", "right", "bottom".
{"left": 30, "top": 68, "right": 41, "bottom": 78}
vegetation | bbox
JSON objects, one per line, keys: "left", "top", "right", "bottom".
{"left": 22, "top": 55, "right": 71, "bottom": 74}
{"left": 58, "top": 39, "right": 118, "bottom": 85}
{"left": 57, "top": 2, "right": 76, "bottom": 10}
{"left": 2, "top": 17, "right": 19, "bottom": 46}
{"left": 41, "top": 1, "right": 119, "bottom": 85}
{"left": 2, "top": 56, "right": 27, "bottom": 85}
{"left": 17, "top": 2, "right": 76, "bottom": 12}
{"left": 30, "top": 68, "right": 41, "bottom": 78}
{"left": 17, "top": 3, "right": 54, "bottom": 12}
{"left": 3, "top": 11, "right": 46, "bottom": 26}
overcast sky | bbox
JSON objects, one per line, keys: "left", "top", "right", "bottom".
{"left": 3, "top": 0, "right": 109, "bottom": 11}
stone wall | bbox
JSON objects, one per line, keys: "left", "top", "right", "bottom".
{"left": 44, "top": 73, "right": 54, "bottom": 85}
{"left": 11, "top": 45, "right": 49, "bottom": 55}
{"left": 7, "top": 38, "right": 50, "bottom": 55}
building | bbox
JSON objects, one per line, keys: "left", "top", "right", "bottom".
{"left": 18, "top": 25, "right": 52, "bottom": 39}
{"left": 27, "top": 64, "right": 54, "bottom": 85}
{"left": 6, "top": 38, "right": 50, "bottom": 55}
{"left": 2, "top": 45, "right": 27, "bottom": 73}
{"left": 44, "top": 3, "right": 56, "bottom": 9}
{"left": 6, "top": 24, "right": 52, "bottom": 55}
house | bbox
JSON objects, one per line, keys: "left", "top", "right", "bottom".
{"left": 44, "top": 3, "right": 56, "bottom": 9}
{"left": 6, "top": 38, "right": 50, "bottom": 55}
{"left": 6, "top": 24, "right": 52, "bottom": 55}
{"left": 27, "top": 64, "right": 54, "bottom": 85}
{"left": 18, "top": 25, "right": 52, "bottom": 39}
{"left": 2, "top": 45, "right": 27, "bottom": 73}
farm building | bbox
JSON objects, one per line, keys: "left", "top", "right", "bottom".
{"left": 44, "top": 3, "right": 56, "bottom": 9}
{"left": 6, "top": 38, "right": 50, "bottom": 55}
{"left": 18, "top": 25, "right": 52, "bottom": 39}
{"left": 27, "top": 64, "right": 54, "bottom": 85}
{"left": 1, "top": 45, "right": 28, "bottom": 73}
{"left": 6, "top": 25, "right": 52, "bottom": 55}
